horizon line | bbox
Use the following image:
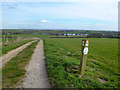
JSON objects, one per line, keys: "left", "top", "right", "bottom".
{"left": 1, "top": 28, "right": 118, "bottom": 32}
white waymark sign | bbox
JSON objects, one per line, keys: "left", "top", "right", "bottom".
{"left": 80, "top": 39, "right": 89, "bottom": 77}
{"left": 83, "top": 47, "right": 88, "bottom": 55}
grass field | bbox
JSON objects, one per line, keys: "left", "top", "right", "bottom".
{"left": 1, "top": 34, "right": 55, "bottom": 44}
{"left": 2, "top": 37, "right": 17, "bottom": 43}
{"left": 2, "top": 40, "right": 40, "bottom": 88}
{"left": 44, "top": 38, "right": 119, "bottom": 88}
{"left": 6, "top": 34, "right": 56, "bottom": 39}
{"left": 1, "top": 39, "right": 33, "bottom": 56}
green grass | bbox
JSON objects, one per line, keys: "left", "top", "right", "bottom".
{"left": 2, "top": 37, "right": 17, "bottom": 43}
{"left": 1, "top": 39, "right": 33, "bottom": 56}
{"left": 6, "top": 34, "right": 56, "bottom": 38}
{"left": 44, "top": 38, "right": 119, "bottom": 88}
{"left": 2, "top": 40, "right": 40, "bottom": 88}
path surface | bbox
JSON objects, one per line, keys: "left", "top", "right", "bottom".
{"left": 22, "top": 39, "right": 51, "bottom": 88}
{"left": 0, "top": 40, "right": 36, "bottom": 68}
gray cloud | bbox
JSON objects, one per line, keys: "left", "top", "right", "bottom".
{"left": 2, "top": 2, "right": 19, "bottom": 9}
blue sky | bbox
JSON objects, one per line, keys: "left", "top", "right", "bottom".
{"left": 1, "top": 0, "right": 118, "bottom": 31}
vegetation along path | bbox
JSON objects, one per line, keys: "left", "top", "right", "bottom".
{"left": 0, "top": 40, "right": 36, "bottom": 68}
{"left": 22, "top": 39, "right": 51, "bottom": 88}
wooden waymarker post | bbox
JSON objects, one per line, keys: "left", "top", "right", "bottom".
{"left": 79, "top": 39, "right": 89, "bottom": 77}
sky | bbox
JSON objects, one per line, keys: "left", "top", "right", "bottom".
{"left": 1, "top": 0, "right": 119, "bottom": 31}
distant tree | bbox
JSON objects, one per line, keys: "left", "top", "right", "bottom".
{"left": 87, "top": 33, "right": 103, "bottom": 38}
{"left": 103, "top": 34, "right": 113, "bottom": 38}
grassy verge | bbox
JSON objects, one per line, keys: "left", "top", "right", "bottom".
{"left": 1, "top": 39, "right": 33, "bottom": 56}
{"left": 44, "top": 38, "right": 118, "bottom": 88}
{"left": 2, "top": 40, "right": 40, "bottom": 88}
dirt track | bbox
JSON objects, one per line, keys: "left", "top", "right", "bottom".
{"left": 22, "top": 39, "right": 51, "bottom": 88}
{"left": 0, "top": 40, "right": 36, "bottom": 68}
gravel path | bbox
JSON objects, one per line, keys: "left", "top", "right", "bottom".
{"left": 22, "top": 39, "right": 51, "bottom": 88}
{"left": 0, "top": 40, "right": 36, "bottom": 68}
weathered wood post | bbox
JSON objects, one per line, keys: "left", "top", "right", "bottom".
{"left": 79, "top": 39, "right": 89, "bottom": 77}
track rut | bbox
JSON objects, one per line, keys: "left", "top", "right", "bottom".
{"left": 0, "top": 40, "right": 36, "bottom": 68}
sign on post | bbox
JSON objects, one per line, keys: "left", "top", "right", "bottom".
{"left": 79, "top": 39, "right": 89, "bottom": 77}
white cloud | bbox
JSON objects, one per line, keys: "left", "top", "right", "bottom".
{"left": 2, "top": 1, "right": 118, "bottom": 30}
{"left": 21, "top": 2, "right": 117, "bottom": 22}
{"left": 41, "top": 20, "right": 52, "bottom": 23}
{"left": 41, "top": 20, "right": 47, "bottom": 22}
{"left": 51, "top": 2, "right": 117, "bottom": 22}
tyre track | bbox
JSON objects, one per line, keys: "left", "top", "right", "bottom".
{"left": 21, "top": 39, "right": 51, "bottom": 88}
{"left": 0, "top": 40, "right": 36, "bottom": 68}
